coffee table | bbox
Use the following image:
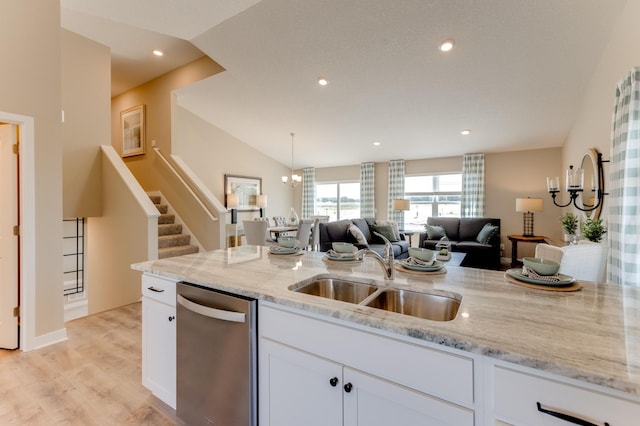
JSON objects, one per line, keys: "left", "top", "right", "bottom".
{"left": 433, "top": 251, "right": 466, "bottom": 267}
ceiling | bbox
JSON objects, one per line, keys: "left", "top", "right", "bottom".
{"left": 60, "top": 0, "right": 628, "bottom": 169}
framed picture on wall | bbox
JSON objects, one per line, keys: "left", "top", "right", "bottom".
{"left": 224, "top": 174, "right": 261, "bottom": 211}
{"left": 121, "top": 104, "right": 145, "bottom": 157}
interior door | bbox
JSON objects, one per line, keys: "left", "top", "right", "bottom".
{"left": 0, "top": 123, "right": 19, "bottom": 349}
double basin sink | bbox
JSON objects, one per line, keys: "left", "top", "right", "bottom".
{"left": 290, "top": 275, "right": 461, "bottom": 322}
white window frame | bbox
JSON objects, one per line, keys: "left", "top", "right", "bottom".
{"left": 314, "top": 181, "right": 361, "bottom": 221}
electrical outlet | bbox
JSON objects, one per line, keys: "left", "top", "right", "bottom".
{"left": 500, "top": 243, "right": 505, "bottom": 250}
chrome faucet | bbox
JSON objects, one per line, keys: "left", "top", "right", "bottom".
{"left": 355, "top": 232, "right": 395, "bottom": 280}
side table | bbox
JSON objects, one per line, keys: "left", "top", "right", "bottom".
{"left": 400, "top": 230, "right": 416, "bottom": 247}
{"left": 507, "top": 234, "right": 548, "bottom": 268}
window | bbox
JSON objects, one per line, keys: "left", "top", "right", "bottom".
{"left": 315, "top": 182, "right": 360, "bottom": 221}
{"left": 403, "top": 173, "right": 462, "bottom": 230}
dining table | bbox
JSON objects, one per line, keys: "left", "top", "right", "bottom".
{"left": 267, "top": 225, "right": 298, "bottom": 240}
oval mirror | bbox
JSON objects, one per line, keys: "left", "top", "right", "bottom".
{"left": 578, "top": 148, "right": 602, "bottom": 219}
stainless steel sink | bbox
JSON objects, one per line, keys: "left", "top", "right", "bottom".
{"left": 364, "top": 288, "right": 461, "bottom": 321}
{"left": 291, "top": 275, "right": 462, "bottom": 321}
{"left": 292, "top": 277, "right": 378, "bottom": 304}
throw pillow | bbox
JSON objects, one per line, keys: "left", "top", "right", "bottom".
{"left": 370, "top": 224, "right": 399, "bottom": 242}
{"left": 425, "top": 224, "right": 446, "bottom": 240}
{"left": 476, "top": 223, "right": 499, "bottom": 244}
{"left": 349, "top": 224, "right": 368, "bottom": 245}
{"left": 375, "top": 220, "right": 401, "bottom": 241}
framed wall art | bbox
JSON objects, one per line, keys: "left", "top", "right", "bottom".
{"left": 121, "top": 104, "right": 145, "bottom": 157}
{"left": 224, "top": 174, "right": 262, "bottom": 211}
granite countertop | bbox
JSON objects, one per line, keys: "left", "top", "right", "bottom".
{"left": 132, "top": 245, "right": 640, "bottom": 396}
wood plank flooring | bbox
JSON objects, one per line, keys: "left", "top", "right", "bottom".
{"left": 0, "top": 302, "right": 178, "bottom": 425}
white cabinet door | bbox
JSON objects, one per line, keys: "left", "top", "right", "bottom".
{"left": 343, "top": 367, "right": 474, "bottom": 426}
{"left": 142, "top": 297, "right": 176, "bottom": 408}
{"left": 260, "top": 339, "right": 343, "bottom": 426}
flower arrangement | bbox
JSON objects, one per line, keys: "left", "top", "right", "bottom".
{"left": 582, "top": 218, "right": 607, "bottom": 243}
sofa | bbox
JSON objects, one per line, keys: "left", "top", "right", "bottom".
{"left": 418, "top": 217, "right": 501, "bottom": 269}
{"left": 318, "top": 218, "right": 410, "bottom": 259}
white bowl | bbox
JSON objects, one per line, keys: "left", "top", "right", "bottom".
{"left": 332, "top": 242, "right": 355, "bottom": 253}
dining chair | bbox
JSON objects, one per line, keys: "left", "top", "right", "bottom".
{"left": 273, "top": 216, "right": 287, "bottom": 227}
{"left": 309, "top": 217, "right": 321, "bottom": 251}
{"left": 534, "top": 241, "right": 607, "bottom": 282}
{"left": 243, "top": 220, "right": 276, "bottom": 246}
{"left": 295, "top": 219, "right": 314, "bottom": 250}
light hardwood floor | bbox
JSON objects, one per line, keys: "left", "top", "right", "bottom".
{"left": 0, "top": 302, "right": 178, "bottom": 425}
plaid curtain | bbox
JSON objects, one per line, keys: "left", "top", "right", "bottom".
{"left": 301, "top": 167, "right": 315, "bottom": 219}
{"left": 608, "top": 67, "right": 640, "bottom": 286}
{"left": 461, "top": 153, "right": 485, "bottom": 217}
{"left": 360, "top": 162, "right": 375, "bottom": 218}
{"left": 387, "top": 159, "right": 405, "bottom": 228}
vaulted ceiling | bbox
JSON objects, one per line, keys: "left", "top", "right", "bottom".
{"left": 61, "top": 0, "right": 628, "bottom": 169}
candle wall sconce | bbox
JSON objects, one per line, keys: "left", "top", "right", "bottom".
{"left": 546, "top": 148, "right": 608, "bottom": 218}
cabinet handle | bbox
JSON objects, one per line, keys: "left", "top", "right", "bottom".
{"left": 343, "top": 383, "right": 353, "bottom": 393}
{"left": 147, "top": 286, "right": 164, "bottom": 293}
{"left": 168, "top": 316, "right": 175, "bottom": 322}
{"left": 536, "top": 402, "right": 610, "bottom": 426}
{"left": 329, "top": 377, "right": 338, "bottom": 387}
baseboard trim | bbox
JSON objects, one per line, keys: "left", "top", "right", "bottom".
{"left": 33, "top": 327, "right": 68, "bottom": 350}
{"left": 64, "top": 299, "right": 89, "bottom": 322}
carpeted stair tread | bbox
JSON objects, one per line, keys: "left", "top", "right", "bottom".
{"left": 158, "top": 223, "right": 182, "bottom": 236}
{"left": 148, "top": 195, "right": 161, "bottom": 204}
{"left": 158, "top": 213, "right": 175, "bottom": 224}
{"left": 158, "top": 234, "right": 191, "bottom": 249}
{"left": 158, "top": 245, "right": 199, "bottom": 259}
{"left": 154, "top": 204, "right": 168, "bottom": 214}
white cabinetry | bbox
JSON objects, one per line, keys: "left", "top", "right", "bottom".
{"left": 259, "top": 303, "right": 474, "bottom": 426}
{"left": 141, "top": 274, "right": 177, "bottom": 409}
{"left": 492, "top": 364, "right": 640, "bottom": 426}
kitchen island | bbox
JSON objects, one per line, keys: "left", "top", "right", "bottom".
{"left": 133, "top": 245, "right": 640, "bottom": 424}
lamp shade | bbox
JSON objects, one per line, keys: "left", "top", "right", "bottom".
{"left": 392, "top": 199, "right": 410, "bottom": 211}
{"left": 227, "top": 193, "right": 239, "bottom": 209}
{"left": 515, "top": 198, "right": 543, "bottom": 213}
{"left": 256, "top": 194, "right": 267, "bottom": 208}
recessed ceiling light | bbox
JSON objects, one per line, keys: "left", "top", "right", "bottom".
{"left": 461, "top": 129, "right": 471, "bottom": 135}
{"left": 153, "top": 50, "right": 164, "bottom": 57}
{"left": 439, "top": 40, "right": 455, "bottom": 52}
{"left": 373, "top": 142, "right": 381, "bottom": 146}
{"left": 317, "top": 77, "right": 329, "bottom": 86}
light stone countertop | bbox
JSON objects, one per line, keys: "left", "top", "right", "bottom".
{"left": 132, "top": 245, "right": 640, "bottom": 396}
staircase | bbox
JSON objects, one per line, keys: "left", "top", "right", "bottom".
{"left": 149, "top": 194, "right": 199, "bottom": 259}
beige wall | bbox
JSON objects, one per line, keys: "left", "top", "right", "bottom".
{"left": 485, "top": 148, "right": 563, "bottom": 259}
{"left": 563, "top": 0, "right": 640, "bottom": 224}
{"left": 61, "top": 29, "right": 110, "bottom": 218}
{"left": 86, "top": 152, "right": 151, "bottom": 314}
{"left": 173, "top": 105, "right": 293, "bottom": 224}
{"left": 0, "top": 0, "right": 64, "bottom": 336}
{"left": 111, "top": 56, "right": 223, "bottom": 189}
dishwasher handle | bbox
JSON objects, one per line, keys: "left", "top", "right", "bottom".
{"left": 177, "top": 294, "right": 246, "bottom": 323}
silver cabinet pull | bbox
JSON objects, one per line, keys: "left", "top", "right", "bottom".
{"left": 147, "top": 286, "right": 164, "bottom": 293}
{"left": 177, "top": 294, "right": 246, "bottom": 323}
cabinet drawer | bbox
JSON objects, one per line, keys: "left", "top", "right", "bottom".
{"left": 142, "top": 274, "right": 176, "bottom": 306}
{"left": 494, "top": 366, "right": 640, "bottom": 426}
{"left": 260, "top": 304, "right": 474, "bottom": 408}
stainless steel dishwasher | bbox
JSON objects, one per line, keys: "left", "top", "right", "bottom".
{"left": 176, "top": 282, "right": 257, "bottom": 425}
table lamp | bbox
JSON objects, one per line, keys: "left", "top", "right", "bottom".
{"left": 515, "top": 197, "right": 543, "bottom": 237}
{"left": 227, "top": 193, "right": 239, "bottom": 224}
{"left": 256, "top": 194, "right": 267, "bottom": 218}
{"left": 392, "top": 199, "right": 410, "bottom": 229}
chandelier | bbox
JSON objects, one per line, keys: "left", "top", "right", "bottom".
{"left": 282, "top": 132, "right": 302, "bottom": 187}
